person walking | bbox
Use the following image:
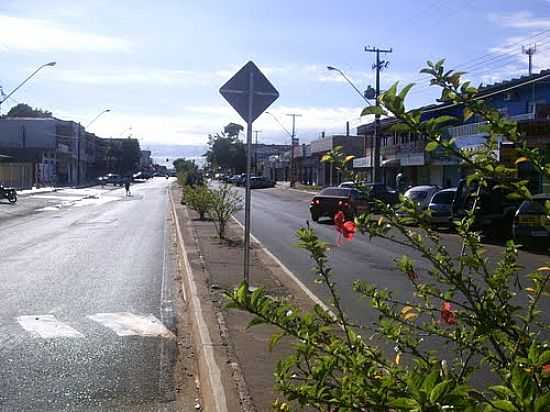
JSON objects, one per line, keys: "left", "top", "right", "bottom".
{"left": 124, "top": 178, "right": 131, "bottom": 197}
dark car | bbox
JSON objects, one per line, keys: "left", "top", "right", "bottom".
{"left": 427, "top": 188, "right": 457, "bottom": 227}
{"left": 453, "top": 178, "right": 520, "bottom": 237}
{"left": 249, "top": 176, "right": 276, "bottom": 189}
{"left": 309, "top": 187, "right": 369, "bottom": 222}
{"left": 97, "top": 173, "right": 124, "bottom": 186}
{"left": 338, "top": 182, "right": 399, "bottom": 206}
{"left": 513, "top": 193, "right": 550, "bottom": 247}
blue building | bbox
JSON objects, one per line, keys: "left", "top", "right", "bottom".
{"left": 354, "top": 69, "right": 550, "bottom": 192}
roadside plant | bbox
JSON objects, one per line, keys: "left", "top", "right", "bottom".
{"left": 208, "top": 183, "right": 243, "bottom": 239}
{"left": 228, "top": 60, "right": 550, "bottom": 411}
{"left": 183, "top": 184, "right": 214, "bottom": 220}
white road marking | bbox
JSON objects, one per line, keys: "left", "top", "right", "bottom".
{"left": 88, "top": 312, "right": 174, "bottom": 338}
{"left": 17, "top": 315, "right": 84, "bottom": 338}
{"left": 31, "top": 195, "right": 82, "bottom": 201}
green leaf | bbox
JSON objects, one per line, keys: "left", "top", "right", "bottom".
{"left": 247, "top": 316, "right": 265, "bottom": 328}
{"left": 464, "top": 107, "right": 474, "bottom": 122}
{"left": 422, "top": 369, "right": 440, "bottom": 393}
{"left": 489, "top": 385, "right": 514, "bottom": 398}
{"left": 430, "top": 380, "right": 451, "bottom": 403}
{"left": 535, "top": 392, "right": 550, "bottom": 412}
{"left": 388, "top": 398, "right": 420, "bottom": 410}
{"left": 269, "top": 332, "right": 285, "bottom": 352}
{"left": 537, "top": 350, "right": 550, "bottom": 366}
{"left": 492, "top": 400, "right": 518, "bottom": 412}
{"left": 398, "top": 83, "right": 416, "bottom": 100}
{"left": 361, "top": 106, "right": 386, "bottom": 117}
{"left": 425, "top": 141, "right": 439, "bottom": 152}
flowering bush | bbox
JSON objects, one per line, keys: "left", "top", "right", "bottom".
{"left": 228, "top": 61, "right": 550, "bottom": 411}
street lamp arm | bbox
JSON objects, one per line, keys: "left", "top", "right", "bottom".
{"left": 326, "top": 66, "right": 373, "bottom": 106}
{"left": 86, "top": 109, "right": 111, "bottom": 129}
{"left": 265, "top": 111, "right": 293, "bottom": 138}
{"left": 1, "top": 62, "right": 56, "bottom": 105}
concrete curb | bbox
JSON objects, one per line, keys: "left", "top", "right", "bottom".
{"left": 169, "top": 190, "right": 229, "bottom": 412}
{"left": 287, "top": 187, "right": 319, "bottom": 196}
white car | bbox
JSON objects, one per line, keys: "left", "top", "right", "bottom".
{"left": 403, "top": 185, "right": 440, "bottom": 210}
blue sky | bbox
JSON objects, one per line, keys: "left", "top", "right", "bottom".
{"left": 0, "top": 0, "right": 549, "bottom": 147}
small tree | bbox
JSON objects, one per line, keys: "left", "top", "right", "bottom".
{"left": 208, "top": 183, "right": 242, "bottom": 239}
{"left": 228, "top": 61, "right": 550, "bottom": 411}
{"left": 184, "top": 185, "right": 214, "bottom": 220}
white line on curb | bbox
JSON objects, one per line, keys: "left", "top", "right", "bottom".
{"left": 230, "top": 216, "right": 332, "bottom": 314}
{"left": 170, "top": 190, "right": 228, "bottom": 412}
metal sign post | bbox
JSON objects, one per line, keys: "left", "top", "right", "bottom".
{"left": 220, "top": 61, "right": 279, "bottom": 284}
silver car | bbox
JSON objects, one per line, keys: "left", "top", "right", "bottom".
{"left": 428, "top": 188, "right": 457, "bottom": 225}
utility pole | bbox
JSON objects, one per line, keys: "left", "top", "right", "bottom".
{"left": 523, "top": 45, "right": 537, "bottom": 75}
{"left": 365, "top": 46, "right": 392, "bottom": 183}
{"left": 253, "top": 130, "right": 261, "bottom": 175}
{"left": 286, "top": 113, "right": 301, "bottom": 187}
{"left": 523, "top": 45, "right": 538, "bottom": 111}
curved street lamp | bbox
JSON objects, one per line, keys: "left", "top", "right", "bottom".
{"left": 86, "top": 108, "right": 111, "bottom": 129}
{"left": 326, "top": 65, "right": 372, "bottom": 106}
{"left": 0, "top": 61, "right": 56, "bottom": 113}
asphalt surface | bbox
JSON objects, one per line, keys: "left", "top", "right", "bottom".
{"left": 0, "top": 178, "right": 178, "bottom": 411}
{"left": 234, "top": 185, "right": 550, "bottom": 328}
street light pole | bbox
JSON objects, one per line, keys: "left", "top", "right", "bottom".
{"left": 0, "top": 61, "right": 56, "bottom": 115}
{"left": 286, "top": 113, "right": 302, "bottom": 187}
{"left": 327, "top": 65, "right": 375, "bottom": 181}
{"left": 80, "top": 109, "right": 111, "bottom": 186}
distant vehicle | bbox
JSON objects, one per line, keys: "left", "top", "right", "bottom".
{"left": 0, "top": 185, "right": 17, "bottom": 203}
{"left": 513, "top": 193, "right": 550, "bottom": 247}
{"left": 228, "top": 175, "right": 242, "bottom": 184}
{"left": 427, "top": 188, "right": 457, "bottom": 226}
{"left": 97, "top": 173, "right": 124, "bottom": 186}
{"left": 403, "top": 185, "right": 440, "bottom": 210}
{"left": 249, "top": 176, "right": 276, "bottom": 189}
{"left": 309, "top": 187, "right": 369, "bottom": 222}
{"left": 453, "top": 178, "right": 520, "bottom": 237}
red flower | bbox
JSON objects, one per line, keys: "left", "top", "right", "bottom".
{"left": 334, "top": 211, "right": 345, "bottom": 226}
{"left": 440, "top": 302, "right": 457, "bottom": 325}
{"left": 543, "top": 364, "right": 550, "bottom": 377}
{"left": 334, "top": 211, "right": 356, "bottom": 244}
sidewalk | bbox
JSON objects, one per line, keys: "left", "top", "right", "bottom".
{"left": 171, "top": 186, "right": 319, "bottom": 411}
{"left": 275, "top": 181, "right": 320, "bottom": 195}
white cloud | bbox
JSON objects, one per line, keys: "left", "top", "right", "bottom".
{"left": 0, "top": 15, "right": 130, "bottom": 53}
{"left": 489, "top": 11, "right": 550, "bottom": 29}
{"left": 50, "top": 67, "right": 225, "bottom": 86}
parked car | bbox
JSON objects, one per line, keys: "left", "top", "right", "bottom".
{"left": 337, "top": 182, "right": 399, "bottom": 206}
{"left": 513, "top": 193, "right": 550, "bottom": 247}
{"left": 403, "top": 185, "right": 440, "bottom": 210}
{"left": 228, "top": 175, "right": 242, "bottom": 184}
{"left": 249, "top": 176, "right": 276, "bottom": 189}
{"left": 309, "top": 187, "right": 369, "bottom": 222}
{"left": 453, "top": 178, "right": 520, "bottom": 237}
{"left": 427, "top": 188, "right": 457, "bottom": 226}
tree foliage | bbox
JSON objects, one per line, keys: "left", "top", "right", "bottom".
{"left": 5, "top": 103, "right": 52, "bottom": 118}
{"left": 228, "top": 61, "right": 550, "bottom": 411}
{"left": 205, "top": 131, "right": 246, "bottom": 174}
{"left": 208, "top": 183, "right": 243, "bottom": 239}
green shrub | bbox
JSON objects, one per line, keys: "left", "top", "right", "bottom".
{"left": 184, "top": 185, "right": 214, "bottom": 220}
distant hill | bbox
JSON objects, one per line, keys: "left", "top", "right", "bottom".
{"left": 144, "top": 144, "right": 207, "bottom": 158}
{"left": 144, "top": 144, "right": 208, "bottom": 168}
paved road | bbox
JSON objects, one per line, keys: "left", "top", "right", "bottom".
{"left": 0, "top": 178, "right": 178, "bottom": 411}
{"left": 234, "top": 186, "right": 550, "bottom": 327}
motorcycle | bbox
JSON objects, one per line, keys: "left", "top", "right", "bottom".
{"left": 0, "top": 185, "right": 17, "bottom": 204}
